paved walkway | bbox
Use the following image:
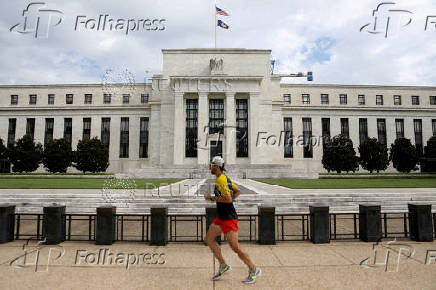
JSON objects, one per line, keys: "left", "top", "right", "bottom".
{"left": 0, "top": 239, "right": 435, "bottom": 289}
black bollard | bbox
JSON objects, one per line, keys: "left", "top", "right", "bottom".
{"left": 205, "top": 206, "right": 221, "bottom": 245}
{"left": 309, "top": 205, "right": 330, "bottom": 244}
{"left": 258, "top": 206, "right": 275, "bottom": 245}
{"left": 0, "top": 204, "right": 15, "bottom": 243}
{"left": 408, "top": 203, "right": 433, "bottom": 242}
{"left": 42, "top": 205, "right": 66, "bottom": 244}
{"left": 96, "top": 206, "right": 116, "bottom": 245}
{"left": 150, "top": 207, "right": 168, "bottom": 246}
{"left": 359, "top": 204, "right": 382, "bottom": 242}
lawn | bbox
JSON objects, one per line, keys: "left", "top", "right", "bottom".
{"left": 256, "top": 178, "right": 436, "bottom": 189}
{"left": 0, "top": 177, "right": 181, "bottom": 189}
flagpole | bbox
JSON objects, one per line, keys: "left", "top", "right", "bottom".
{"left": 214, "top": 0, "right": 217, "bottom": 48}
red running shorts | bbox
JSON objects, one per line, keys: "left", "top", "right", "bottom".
{"left": 212, "top": 217, "right": 239, "bottom": 234}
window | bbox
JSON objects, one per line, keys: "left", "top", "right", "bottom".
{"left": 7, "top": 118, "right": 16, "bottom": 147}
{"left": 302, "top": 94, "right": 310, "bottom": 104}
{"left": 376, "top": 95, "right": 383, "bottom": 105}
{"left": 394, "top": 95, "right": 402, "bottom": 105}
{"left": 84, "top": 94, "right": 92, "bottom": 104}
{"left": 359, "top": 118, "right": 368, "bottom": 145}
{"left": 101, "top": 118, "right": 110, "bottom": 148}
{"left": 339, "top": 94, "right": 347, "bottom": 105}
{"left": 414, "top": 119, "right": 423, "bottom": 157}
{"left": 66, "top": 94, "right": 73, "bottom": 104}
{"left": 283, "top": 94, "right": 291, "bottom": 104}
{"left": 412, "top": 96, "right": 420, "bottom": 105}
{"left": 377, "top": 119, "right": 387, "bottom": 146}
{"left": 82, "top": 118, "right": 91, "bottom": 140}
{"left": 185, "top": 99, "right": 198, "bottom": 157}
{"left": 64, "top": 118, "right": 72, "bottom": 145}
{"left": 48, "top": 94, "right": 55, "bottom": 105}
{"left": 26, "top": 118, "right": 35, "bottom": 140}
{"left": 358, "top": 94, "right": 365, "bottom": 105}
{"left": 120, "top": 117, "right": 129, "bottom": 158}
{"left": 321, "top": 94, "right": 329, "bottom": 104}
{"left": 139, "top": 117, "right": 149, "bottom": 158}
{"left": 302, "top": 118, "right": 312, "bottom": 158}
{"left": 10, "top": 95, "right": 18, "bottom": 105}
{"left": 433, "top": 119, "right": 436, "bottom": 136}
{"left": 236, "top": 99, "right": 248, "bottom": 157}
{"left": 123, "top": 94, "right": 130, "bottom": 104}
{"left": 321, "top": 118, "right": 330, "bottom": 151}
{"left": 395, "top": 119, "right": 404, "bottom": 140}
{"left": 284, "top": 118, "right": 293, "bottom": 158}
{"left": 44, "top": 118, "right": 54, "bottom": 147}
{"left": 141, "top": 94, "right": 149, "bottom": 104}
{"left": 29, "top": 94, "right": 37, "bottom": 105}
{"left": 104, "top": 94, "right": 111, "bottom": 104}
{"left": 430, "top": 96, "right": 436, "bottom": 105}
{"left": 209, "top": 99, "right": 224, "bottom": 134}
{"left": 340, "top": 118, "right": 349, "bottom": 138}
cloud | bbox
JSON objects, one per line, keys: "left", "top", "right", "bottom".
{"left": 1, "top": 0, "right": 436, "bottom": 86}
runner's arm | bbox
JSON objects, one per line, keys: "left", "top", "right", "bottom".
{"left": 231, "top": 183, "right": 241, "bottom": 200}
{"left": 213, "top": 194, "right": 233, "bottom": 203}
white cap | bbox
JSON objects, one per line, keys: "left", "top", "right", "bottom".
{"left": 211, "top": 156, "right": 225, "bottom": 169}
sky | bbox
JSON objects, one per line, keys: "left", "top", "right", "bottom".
{"left": 1, "top": 0, "right": 436, "bottom": 86}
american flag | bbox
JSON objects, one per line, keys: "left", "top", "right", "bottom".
{"left": 216, "top": 6, "right": 229, "bottom": 16}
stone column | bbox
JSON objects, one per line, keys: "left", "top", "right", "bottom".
{"left": 197, "top": 93, "right": 209, "bottom": 164}
{"left": 173, "top": 92, "right": 184, "bottom": 165}
{"left": 225, "top": 92, "right": 236, "bottom": 164}
{"left": 249, "top": 92, "right": 260, "bottom": 163}
{"left": 149, "top": 104, "right": 161, "bottom": 165}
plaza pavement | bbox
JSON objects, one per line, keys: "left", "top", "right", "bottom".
{"left": 0, "top": 239, "right": 435, "bottom": 290}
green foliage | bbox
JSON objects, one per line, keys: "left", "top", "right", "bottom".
{"left": 43, "top": 138, "right": 73, "bottom": 173}
{"left": 358, "top": 137, "right": 389, "bottom": 173}
{"left": 0, "top": 138, "right": 6, "bottom": 159}
{"left": 322, "top": 134, "right": 359, "bottom": 173}
{"left": 422, "top": 136, "right": 436, "bottom": 172}
{"left": 74, "top": 137, "right": 109, "bottom": 173}
{"left": 7, "top": 134, "right": 43, "bottom": 173}
{"left": 389, "top": 138, "right": 418, "bottom": 173}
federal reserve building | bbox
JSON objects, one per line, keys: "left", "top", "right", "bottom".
{"left": 1, "top": 48, "right": 435, "bottom": 178}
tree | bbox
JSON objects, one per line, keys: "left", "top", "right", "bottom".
{"left": 0, "top": 138, "right": 10, "bottom": 173}
{"left": 7, "top": 134, "right": 43, "bottom": 173}
{"left": 389, "top": 137, "right": 418, "bottom": 173}
{"left": 74, "top": 137, "right": 109, "bottom": 173}
{"left": 322, "top": 134, "right": 359, "bottom": 173}
{"left": 43, "top": 138, "right": 73, "bottom": 173}
{"left": 0, "top": 138, "right": 6, "bottom": 159}
{"left": 358, "top": 138, "right": 389, "bottom": 173}
{"left": 421, "top": 136, "right": 436, "bottom": 172}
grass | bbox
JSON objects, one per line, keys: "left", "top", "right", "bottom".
{"left": 0, "top": 177, "right": 181, "bottom": 189}
{"left": 0, "top": 172, "right": 112, "bottom": 175}
{"left": 256, "top": 178, "right": 436, "bottom": 189}
{"left": 319, "top": 172, "right": 436, "bottom": 176}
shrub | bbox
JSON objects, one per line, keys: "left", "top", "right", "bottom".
{"left": 43, "top": 138, "right": 73, "bottom": 173}
{"left": 322, "top": 134, "right": 359, "bottom": 173}
{"left": 7, "top": 134, "right": 43, "bottom": 172}
{"left": 74, "top": 137, "right": 109, "bottom": 173}
{"left": 358, "top": 137, "right": 389, "bottom": 173}
{"left": 389, "top": 138, "right": 418, "bottom": 173}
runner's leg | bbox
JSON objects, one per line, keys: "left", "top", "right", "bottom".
{"left": 225, "top": 230, "right": 255, "bottom": 270}
{"left": 205, "top": 223, "right": 226, "bottom": 264}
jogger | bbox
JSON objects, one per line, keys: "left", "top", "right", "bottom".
{"left": 204, "top": 156, "right": 261, "bottom": 284}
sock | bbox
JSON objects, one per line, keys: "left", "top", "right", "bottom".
{"left": 220, "top": 263, "right": 227, "bottom": 268}
{"left": 250, "top": 266, "right": 256, "bottom": 273}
